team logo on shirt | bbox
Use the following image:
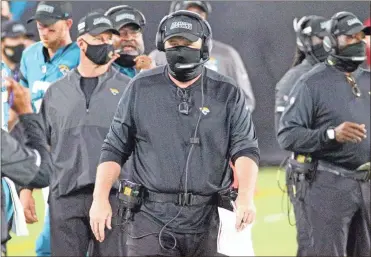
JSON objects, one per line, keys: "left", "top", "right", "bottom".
{"left": 110, "top": 88, "right": 119, "bottom": 95}
{"left": 59, "top": 64, "right": 70, "bottom": 75}
{"left": 205, "top": 57, "right": 219, "bottom": 72}
{"left": 200, "top": 107, "right": 210, "bottom": 115}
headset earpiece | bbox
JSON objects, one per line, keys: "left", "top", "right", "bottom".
{"left": 294, "top": 16, "right": 315, "bottom": 53}
{"left": 322, "top": 11, "right": 355, "bottom": 53}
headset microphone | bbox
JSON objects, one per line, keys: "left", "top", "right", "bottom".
{"left": 175, "top": 58, "right": 210, "bottom": 69}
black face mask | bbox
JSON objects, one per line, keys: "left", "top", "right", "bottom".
{"left": 114, "top": 54, "right": 137, "bottom": 68}
{"left": 84, "top": 41, "right": 114, "bottom": 65}
{"left": 311, "top": 44, "right": 328, "bottom": 62}
{"left": 3, "top": 44, "right": 25, "bottom": 64}
{"left": 165, "top": 46, "right": 203, "bottom": 82}
{"left": 331, "top": 41, "right": 367, "bottom": 72}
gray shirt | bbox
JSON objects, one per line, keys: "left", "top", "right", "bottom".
{"left": 39, "top": 68, "right": 131, "bottom": 197}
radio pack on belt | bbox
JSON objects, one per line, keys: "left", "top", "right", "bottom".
{"left": 116, "top": 180, "right": 144, "bottom": 223}
{"left": 289, "top": 153, "right": 316, "bottom": 175}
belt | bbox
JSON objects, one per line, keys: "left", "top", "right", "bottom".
{"left": 317, "top": 160, "right": 371, "bottom": 182}
{"left": 145, "top": 190, "right": 218, "bottom": 206}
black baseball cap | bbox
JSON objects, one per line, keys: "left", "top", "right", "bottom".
{"left": 163, "top": 14, "right": 203, "bottom": 42}
{"left": 107, "top": 7, "right": 146, "bottom": 30}
{"left": 332, "top": 12, "right": 370, "bottom": 36}
{"left": 27, "top": 1, "right": 72, "bottom": 26}
{"left": 77, "top": 12, "right": 119, "bottom": 37}
{"left": 1, "top": 21, "right": 34, "bottom": 39}
{"left": 301, "top": 16, "right": 328, "bottom": 38}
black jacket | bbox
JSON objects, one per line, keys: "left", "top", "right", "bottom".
{"left": 1, "top": 114, "right": 53, "bottom": 245}
{"left": 277, "top": 63, "right": 370, "bottom": 170}
{"left": 275, "top": 58, "right": 316, "bottom": 132}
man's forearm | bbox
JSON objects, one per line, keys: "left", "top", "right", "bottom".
{"left": 234, "top": 156, "right": 258, "bottom": 201}
{"left": 93, "top": 161, "right": 121, "bottom": 201}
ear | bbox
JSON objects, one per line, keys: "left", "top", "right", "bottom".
{"left": 76, "top": 36, "right": 85, "bottom": 49}
{"left": 66, "top": 19, "right": 73, "bottom": 30}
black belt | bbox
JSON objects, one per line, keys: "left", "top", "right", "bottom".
{"left": 317, "top": 160, "right": 371, "bottom": 182}
{"left": 145, "top": 190, "right": 218, "bottom": 206}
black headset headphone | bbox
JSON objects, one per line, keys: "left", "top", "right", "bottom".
{"left": 294, "top": 16, "right": 315, "bottom": 53}
{"left": 169, "top": 1, "right": 212, "bottom": 14}
{"left": 155, "top": 10, "right": 212, "bottom": 61}
{"left": 293, "top": 15, "right": 327, "bottom": 53}
{"left": 322, "top": 11, "right": 355, "bottom": 53}
{"left": 104, "top": 5, "right": 146, "bottom": 28}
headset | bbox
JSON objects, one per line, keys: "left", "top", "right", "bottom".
{"left": 169, "top": 1, "right": 212, "bottom": 15}
{"left": 155, "top": 10, "right": 212, "bottom": 64}
{"left": 104, "top": 5, "right": 146, "bottom": 28}
{"left": 293, "top": 15, "right": 319, "bottom": 53}
{"left": 322, "top": 11, "right": 355, "bottom": 53}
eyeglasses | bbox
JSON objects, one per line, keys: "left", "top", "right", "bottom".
{"left": 345, "top": 74, "right": 361, "bottom": 97}
{"left": 177, "top": 88, "right": 191, "bottom": 115}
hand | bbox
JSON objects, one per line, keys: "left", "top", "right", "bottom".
{"left": 4, "top": 78, "right": 33, "bottom": 115}
{"left": 89, "top": 198, "right": 112, "bottom": 242}
{"left": 108, "top": 53, "right": 120, "bottom": 67}
{"left": 20, "top": 189, "right": 38, "bottom": 224}
{"left": 235, "top": 195, "right": 256, "bottom": 232}
{"left": 134, "top": 55, "right": 155, "bottom": 70}
{"left": 334, "top": 122, "right": 367, "bottom": 143}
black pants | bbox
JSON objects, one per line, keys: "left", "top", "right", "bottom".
{"left": 286, "top": 169, "right": 312, "bottom": 256}
{"left": 126, "top": 210, "right": 225, "bottom": 256}
{"left": 305, "top": 169, "right": 370, "bottom": 256}
{"left": 49, "top": 187, "right": 127, "bottom": 256}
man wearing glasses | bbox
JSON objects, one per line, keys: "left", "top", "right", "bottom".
{"left": 277, "top": 11, "right": 370, "bottom": 256}
{"left": 36, "top": 11, "right": 130, "bottom": 255}
{"left": 105, "top": 5, "right": 155, "bottom": 78}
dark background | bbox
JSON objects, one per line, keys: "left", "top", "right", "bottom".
{"left": 19, "top": 1, "right": 370, "bottom": 166}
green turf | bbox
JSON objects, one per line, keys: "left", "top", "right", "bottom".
{"left": 7, "top": 168, "right": 297, "bottom": 256}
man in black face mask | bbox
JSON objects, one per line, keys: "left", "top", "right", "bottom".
{"left": 105, "top": 5, "right": 154, "bottom": 78}
{"left": 35, "top": 11, "right": 130, "bottom": 256}
{"left": 1, "top": 21, "right": 34, "bottom": 82}
{"left": 277, "top": 11, "right": 370, "bottom": 256}
{"left": 90, "top": 10, "right": 259, "bottom": 256}
{"left": 274, "top": 15, "right": 328, "bottom": 257}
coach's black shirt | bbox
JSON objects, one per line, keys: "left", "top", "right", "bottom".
{"left": 100, "top": 65, "right": 260, "bottom": 233}
{"left": 277, "top": 63, "right": 370, "bottom": 171}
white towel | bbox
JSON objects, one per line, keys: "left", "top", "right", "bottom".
{"left": 3, "top": 178, "right": 29, "bottom": 236}
{"left": 217, "top": 207, "right": 255, "bottom": 256}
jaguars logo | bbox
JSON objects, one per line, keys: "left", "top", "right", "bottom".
{"left": 110, "top": 88, "right": 119, "bottom": 95}
{"left": 205, "top": 57, "right": 219, "bottom": 72}
{"left": 59, "top": 64, "right": 70, "bottom": 75}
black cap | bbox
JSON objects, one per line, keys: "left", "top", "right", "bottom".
{"left": 1, "top": 21, "right": 34, "bottom": 39}
{"left": 106, "top": 6, "right": 146, "bottom": 30}
{"left": 27, "top": 1, "right": 72, "bottom": 26}
{"left": 302, "top": 16, "right": 328, "bottom": 38}
{"left": 332, "top": 12, "right": 371, "bottom": 36}
{"left": 77, "top": 12, "right": 119, "bottom": 37}
{"left": 171, "top": 1, "right": 212, "bottom": 15}
{"left": 163, "top": 14, "right": 203, "bottom": 42}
